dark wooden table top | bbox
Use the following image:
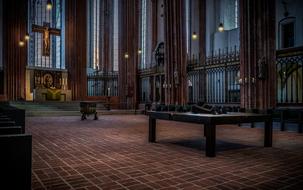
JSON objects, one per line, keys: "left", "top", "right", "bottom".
{"left": 148, "top": 111, "right": 272, "bottom": 125}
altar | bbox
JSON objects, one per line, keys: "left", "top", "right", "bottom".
{"left": 26, "top": 68, "right": 72, "bottom": 101}
{"left": 33, "top": 88, "right": 71, "bottom": 102}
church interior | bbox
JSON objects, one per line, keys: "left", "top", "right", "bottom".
{"left": 0, "top": 0, "right": 303, "bottom": 189}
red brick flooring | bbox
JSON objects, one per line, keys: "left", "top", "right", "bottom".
{"left": 27, "top": 115, "right": 303, "bottom": 190}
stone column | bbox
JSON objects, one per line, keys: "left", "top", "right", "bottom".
{"left": 65, "top": 0, "right": 87, "bottom": 100}
{"left": 118, "top": 0, "right": 140, "bottom": 109}
{"left": 3, "top": 0, "right": 27, "bottom": 100}
{"left": 240, "top": 0, "right": 276, "bottom": 111}
{"left": 199, "top": 0, "right": 207, "bottom": 103}
{"left": 163, "top": 0, "right": 187, "bottom": 105}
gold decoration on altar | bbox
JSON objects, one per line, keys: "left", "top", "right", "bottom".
{"left": 46, "top": 88, "right": 61, "bottom": 101}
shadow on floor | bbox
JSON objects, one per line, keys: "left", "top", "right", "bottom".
{"left": 160, "top": 138, "right": 254, "bottom": 152}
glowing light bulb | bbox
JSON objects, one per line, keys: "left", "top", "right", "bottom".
{"left": 19, "top": 41, "right": 25, "bottom": 47}
{"left": 218, "top": 23, "right": 224, "bottom": 32}
{"left": 192, "top": 32, "right": 198, "bottom": 40}
{"left": 25, "top": 33, "right": 30, "bottom": 41}
{"left": 124, "top": 53, "right": 129, "bottom": 59}
{"left": 46, "top": 0, "right": 52, "bottom": 10}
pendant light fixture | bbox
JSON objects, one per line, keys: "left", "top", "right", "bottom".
{"left": 19, "top": 40, "right": 25, "bottom": 47}
{"left": 218, "top": 1, "right": 224, "bottom": 32}
{"left": 218, "top": 23, "right": 224, "bottom": 32}
{"left": 192, "top": 32, "right": 198, "bottom": 40}
{"left": 124, "top": 53, "right": 129, "bottom": 59}
{"left": 46, "top": 0, "right": 53, "bottom": 10}
{"left": 25, "top": 33, "right": 30, "bottom": 41}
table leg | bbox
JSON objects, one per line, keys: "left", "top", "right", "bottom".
{"left": 280, "top": 111, "right": 285, "bottom": 131}
{"left": 298, "top": 112, "right": 303, "bottom": 133}
{"left": 149, "top": 117, "right": 156, "bottom": 142}
{"left": 205, "top": 123, "right": 216, "bottom": 157}
{"left": 94, "top": 112, "right": 98, "bottom": 120}
{"left": 203, "top": 125, "right": 206, "bottom": 137}
{"left": 299, "top": 123, "right": 303, "bottom": 133}
{"left": 264, "top": 120, "right": 273, "bottom": 147}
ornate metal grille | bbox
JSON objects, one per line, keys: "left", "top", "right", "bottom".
{"left": 138, "top": 42, "right": 165, "bottom": 104}
{"left": 138, "top": 46, "right": 240, "bottom": 105}
{"left": 188, "top": 46, "right": 240, "bottom": 104}
{"left": 87, "top": 71, "right": 118, "bottom": 96}
{"left": 276, "top": 47, "right": 303, "bottom": 104}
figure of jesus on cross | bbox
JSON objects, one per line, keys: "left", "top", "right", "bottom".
{"left": 32, "top": 22, "right": 61, "bottom": 56}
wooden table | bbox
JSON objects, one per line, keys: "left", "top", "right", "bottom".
{"left": 80, "top": 101, "right": 98, "bottom": 120}
{"left": 275, "top": 107, "right": 303, "bottom": 133}
{"left": 148, "top": 111, "right": 273, "bottom": 157}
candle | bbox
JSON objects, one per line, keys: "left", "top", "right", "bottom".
{"left": 107, "top": 88, "right": 110, "bottom": 96}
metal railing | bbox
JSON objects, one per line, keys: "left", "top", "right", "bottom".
{"left": 188, "top": 46, "right": 240, "bottom": 104}
{"left": 137, "top": 46, "right": 241, "bottom": 105}
{"left": 87, "top": 71, "right": 118, "bottom": 96}
{"left": 276, "top": 46, "right": 303, "bottom": 105}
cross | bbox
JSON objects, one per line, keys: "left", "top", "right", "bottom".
{"left": 32, "top": 22, "right": 61, "bottom": 56}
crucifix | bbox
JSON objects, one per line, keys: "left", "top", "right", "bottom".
{"left": 32, "top": 22, "right": 61, "bottom": 56}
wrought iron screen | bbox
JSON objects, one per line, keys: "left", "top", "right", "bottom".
{"left": 87, "top": 71, "right": 118, "bottom": 96}
{"left": 188, "top": 47, "right": 240, "bottom": 104}
{"left": 138, "top": 47, "right": 240, "bottom": 105}
{"left": 276, "top": 47, "right": 303, "bottom": 104}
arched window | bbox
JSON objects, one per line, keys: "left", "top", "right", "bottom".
{"left": 279, "top": 17, "right": 295, "bottom": 49}
{"left": 28, "top": 0, "right": 64, "bottom": 69}
{"left": 219, "top": 0, "right": 239, "bottom": 30}
{"left": 87, "top": 0, "right": 119, "bottom": 96}
{"left": 87, "top": 0, "right": 119, "bottom": 71}
{"left": 139, "top": 0, "right": 153, "bottom": 70}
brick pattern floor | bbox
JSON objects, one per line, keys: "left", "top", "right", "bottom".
{"left": 27, "top": 115, "right": 303, "bottom": 190}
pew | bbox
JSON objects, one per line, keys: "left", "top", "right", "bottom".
{"left": 0, "top": 117, "right": 12, "bottom": 121}
{"left": 0, "top": 103, "right": 31, "bottom": 189}
{"left": 0, "top": 120, "right": 16, "bottom": 127}
{"left": 0, "top": 134, "right": 32, "bottom": 190}
{"left": 0, "top": 126, "right": 22, "bottom": 135}
{"left": 0, "top": 104, "right": 25, "bottom": 133}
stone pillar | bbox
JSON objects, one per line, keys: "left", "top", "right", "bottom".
{"left": 3, "top": 0, "right": 27, "bottom": 100}
{"left": 199, "top": 0, "right": 207, "bottom": 102}
{"left": 65, "top": 0, "right": 87, "bottom": 100}
{"left": 118, "top": 0, "right": 140, "bottom": 109}
{"left": 151, "top": 0, "right": 158, "bottom": 50}
{"left": 240, "top": 0, "right": 276, "bottom": 111}
{"left": 163, "top": 0, "right": 187, "bottom": 105}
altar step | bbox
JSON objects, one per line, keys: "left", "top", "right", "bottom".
{"left": 25, "top": 109, "right": 141, "bottom": 117}
{"left": 9, "top": 101, "right": 142, "bottom": 117}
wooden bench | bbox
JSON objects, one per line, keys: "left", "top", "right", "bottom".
{"left": 0, "top": 120, "right": 16, "bottom": 127}
{"left": 0, "top": 104, "right": 25, "bottom": 133}
{"left": 0, "top": 134, "right": 32, "bottom": 190}
{"left": 0, "top": 126, "right": 23, "bottom": 135}
{"left": 0, "top": 103, "right": 31, "bottom": 189}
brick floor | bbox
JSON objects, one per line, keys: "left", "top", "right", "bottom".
{"left": 27, "top": 115, "right": 303, "bottom": 190}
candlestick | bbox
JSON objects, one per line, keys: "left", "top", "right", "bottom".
{"left": 107, "top": 88, "right": 110, "bottom": 96}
